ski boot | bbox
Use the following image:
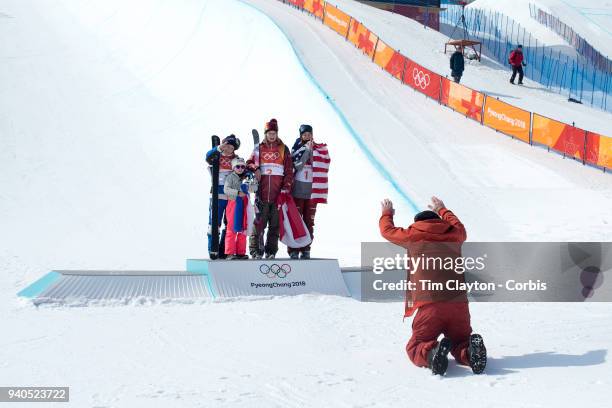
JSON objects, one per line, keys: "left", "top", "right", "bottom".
{"left": 265, "top": 253, "right": 276, "bottom": 259}
{"left": 251, "top": 252, "right": 263, "bottom": 260}
{"left": 300, "top": 251, "right": 310, "bottom": 260}
{"left": 468, "top": 334, "right": 487, "bottom": 374}
{"left": 234, "top": 255, "right": 249, "bottom": 260}
{"left": 428, "top": 337, "right": 452, "bottom": 376}
{"left": 289, "top": 251, "right": 299, "bottom": 260}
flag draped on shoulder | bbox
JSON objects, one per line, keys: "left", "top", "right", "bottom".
{"left": 311, "top": 143, "right": 330, "bottom": 204}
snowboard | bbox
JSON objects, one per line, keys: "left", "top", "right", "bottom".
{"left": 251, "top": 128, "right": 260, "bottom": 146}
{"left": 210, "top": 135, "right": 221, "bottom": 259}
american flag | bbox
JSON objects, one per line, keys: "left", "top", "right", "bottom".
{"left": 311, "top": 143, "right": 330, "bottom": 204}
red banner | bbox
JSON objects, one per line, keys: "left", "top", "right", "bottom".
{"left": 586, "top": 132, "right": 612, "bottom": 169}
{"left": 303, "top": 0, "right": 324, "bottom": 19}
{"left": 532, "top": 114, "right": 586, "bottom": 160}
{"left": 287, "top": 0, "right": 305, "bottom": 8}
{"left": 404, "top": 59, "right": 441, "bottom": 100}
{"left": 440, "top": 78, "right": 485, "bottom": 122}
{"left": 347, "top": 19, "right": 378, "bottom": 58}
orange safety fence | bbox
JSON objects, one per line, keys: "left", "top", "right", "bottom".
{"left": 347, "top": 19, "right": 378, "bottom": 58}
{"left": 532, "top": 114, "right": 586, "bottom": 160}
{"left": 440, "top": 78, "right": 485, "bottom": 123}
{"left": 404, "top": 59, "right": 441, "bottom": 100}
{"left": 586, "top": 132, "right": 612, "bottom": 169}
{"left": 277, "top": 0, "right": 610, "bottom": 171}
{"left": 287, "top": 0, "right": 305, "bottom": 8}
{"left": 373, "top": 40, "right": 406, "bottom": 80}
{"left": 303, "top": 0, "right": 325, "bottom": 19}
{"left": 483, "top": 98, "right": 531, "bottom": 143}
{"left": 323, "top": 3, "right": 351, "bottom": 38}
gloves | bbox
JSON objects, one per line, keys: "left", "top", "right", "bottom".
{"left": 522, "top": 62, "right": 527, "bottom": 67}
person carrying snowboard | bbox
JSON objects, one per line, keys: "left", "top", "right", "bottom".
{"left": 246, "top": 118, "right": 293, "bottom": 259}
{"left": 288, "top": 124, "right": 329, "bottom": 259}
{"left": 379, "top": 196, "right": 487, "bottom": 376}
{"left": 205, "top": 134, "right": 240, "bottom": 259}
{"left": 223, "top": 157, "right": 256, "bottom": 260}
{"left": 450, "top": 46, "right": 465, "bottom": 83}
{"left": 509, "top": 44, "right": 527, "bottom": 85}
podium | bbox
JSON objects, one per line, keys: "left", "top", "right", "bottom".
{"left": 187, "top": 258, "right": 350, "bottom": 298}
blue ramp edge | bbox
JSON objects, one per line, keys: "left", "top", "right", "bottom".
{"left": 17, "top": 271, "right": 62, "bottom": 298}
{"left": 236, "top": 0, "right": 419, "bottom": 214}
{"left": 186, "top": 259, "right": 217, "bottom": 298}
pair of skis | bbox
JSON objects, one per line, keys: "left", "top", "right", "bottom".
{"left": 209, "top": 129, "right": 260, "bottom": 259}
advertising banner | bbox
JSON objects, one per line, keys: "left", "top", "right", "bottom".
{"left": 204, "top": 259, "right": 350, "bottom": 297}
{"left": 532, "top": 114, "right": 586, "bottom": 160}
{"left": 586, "top": 132, "right": 612, "bottom": 169}
{"left": 287, "top": 0, "right": 305, "bottom": 8}
{"left": 347, "top": 19, "right": 378, "bottom": 58}
{"left": 483, "top": 98, "right": 531, "bottom": 143}
{"left": 323, "top": 3, "right": 351, "bottom": 37}
{"left": 441, "top": 78, "right": 485, "bottom": 122}
{"left": 373, "top": 40, "right": 406, "bottom": 80}
{"left": 304, "top": 0, "right": 324, "bottom": 19}
{"left": 404, "top": 58, "right": 441, "bottom": 100}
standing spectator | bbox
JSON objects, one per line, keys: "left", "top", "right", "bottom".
{"left": 247, "top": 119, "right": 293, "bottom": 259}
{"left": 379, "top": 196, "right": 487, "bottom": 376}
{"left": 288, "top": 124, "right": 330, "bottom": 260}
{"left": 509, "top": 44, "right": 527, "bottom": 85}
{"left": 450, "top": 46, "right": 465, "bottom": 83}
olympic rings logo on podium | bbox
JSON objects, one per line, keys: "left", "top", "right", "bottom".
{"left": 260, "top": 263, "right": 292, "bottom": 279}
{"left": 413, "top": 68, "right": 431, "bottom": 90}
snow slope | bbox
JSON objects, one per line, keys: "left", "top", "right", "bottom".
{"left": 245, "top": 0, "right": 612, "bottom": 242}
{"left": 2, "top": 297, "right": 611, "bottom": 407}
{"left": 472, "top": 0, "right": 612, "bottom": 59}
{"left": 0, "top": 0, "right": 414, "bottom": 286}
{"left": 323, "top": 0, "right": 612, "bottom": 133}
{"left": 1, "top": 0, "right": 612, "bottom": 407}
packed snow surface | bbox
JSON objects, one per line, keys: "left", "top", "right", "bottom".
{"left": 1, "top": 0, "right": 611, "bottom": 407}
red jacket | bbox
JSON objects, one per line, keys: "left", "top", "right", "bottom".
{"left": 247, "top": 138, "right": 293, "bottom": 203}
{"left": 509, "top": 49, "right": 524, "bottom": 67}
{"left": 379, "top": 208, "right": 467, "bottom": 317}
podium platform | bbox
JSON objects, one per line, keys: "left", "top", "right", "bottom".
{"left": 18, "top": 259, "right": 352, "bottom": 304}
{"left": 187, "top": 258, "right": 349, "bottom": 298}
{"left": 18, "top": 270, "right": 212, "bottom": 305}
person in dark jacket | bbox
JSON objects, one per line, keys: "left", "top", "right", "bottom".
{"left": 379, "top": 196, "right": 487, "bottom": 376}
{"left": 450, "top": 46, "right": 465, "bottom": 83}
{"left": 246, "top": 119, "right": 294, "bottom": 259}
{"left": 509, "top": 44, "right": 527, "bottom": 85}
{"left": 288, "top": 124, "right": 317, "bottom": 260}
{"left": 205, "top": 134, "right": 240, "bottom": 259}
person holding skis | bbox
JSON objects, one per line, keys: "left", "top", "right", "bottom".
{"left": 223, "top": 157, "right": 256, "bottom": 260}
{"left": 450, "top": 46, "right": 465, "bottom": 83}
{"left": 288, "top": 124, "right": 329, "bottom": 259}
{"left": 379, "top": 196, "right": 487, "bottom": 376}
{"left": 509, "top": 44, "right": 527, "bottom": 85}
{"left": 205, "top": 134, "right": 240, "bottom": 259}
{"left": 246, "top": 119, "right": 293, "bottom": 259}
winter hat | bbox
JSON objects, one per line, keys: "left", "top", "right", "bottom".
{"left": 231, "top": 157, "right": 246, "bottom": 169}
{"left": 264, "top": 118, "right": 278, "bottom": 133}
{"left": 517, "top": 44, "right": 523, "bottom": 49}
{"left": 222, "top": 134, "right": 240, "bottom": 150}
{"left": 299, "top": 124, "right": 313, "bottom": 135}
{"left": 414, "top": 210, "right": 440, "bottom": 222}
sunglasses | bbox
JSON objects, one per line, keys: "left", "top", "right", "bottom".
{"left": 234, "top": 165, "right": 246, "bottom": 169}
